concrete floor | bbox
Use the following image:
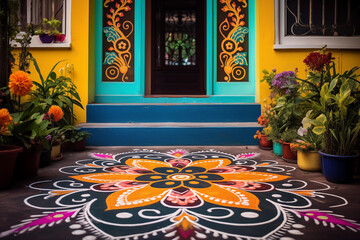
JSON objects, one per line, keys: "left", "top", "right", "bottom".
{"left": 0, "top": 146, "right": 359, "bottom": 240}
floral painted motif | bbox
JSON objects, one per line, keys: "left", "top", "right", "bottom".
{"left": 1, "top": 149, "right": 359, "bottom": 240}
{"left": 103, "top": 0, "right": 134, "bottom": 82}
{"left": 218, "top": 0, "right": 249, "bottom": 82}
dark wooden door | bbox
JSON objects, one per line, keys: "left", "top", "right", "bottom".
{"left": 150, "top": 0, "right": 206, "bottom": 95}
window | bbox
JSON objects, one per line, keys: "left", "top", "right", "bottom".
{"left": 148, "top": 0, "right": 206, "bottom": 95}
{"left": 274, "top": 0, "right": 360, "bottom": 49}
{"left": 15, "top": 0, "right": 71, "bottom": 48}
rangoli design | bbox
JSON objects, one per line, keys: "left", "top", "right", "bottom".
{"left": 218, "top": 0, "right": 249, "bottom": 82}
{"left": 103, "top": 0, "right": 134, "bottom": 82}
{"left": 1, "top": 149, "right": 359, "bottom": 239}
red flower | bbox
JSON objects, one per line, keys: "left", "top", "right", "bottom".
{"left": 257, "top": 115, "right": 269, "bottom": 126}
{"left": 303, "top": 52, "right": 334, "bottom": 72}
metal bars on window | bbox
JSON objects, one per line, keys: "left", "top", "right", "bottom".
{"left": 20, "top": 0, "right": 66, "bottom": 35}
{"left": 285, "top": 0, "right": 360, "bottom": 36}
{"left": 164, "top": 9, "right": 197, "bottom": 66}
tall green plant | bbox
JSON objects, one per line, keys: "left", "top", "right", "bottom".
{"left": 30, "top": 58, "right": 84, "bottom": 126}
{"left": 303, "top": 77, "right": 360, "bottom": 156}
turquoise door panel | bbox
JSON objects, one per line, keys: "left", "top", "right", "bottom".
{"left": 95, "top": 0, "right": 255, "bottom": 103}
{"left": 213, "top": 0, "right": 255, "bottom": 98}
{"left": 95, "top": 0, "right": 144, "bottom": 96}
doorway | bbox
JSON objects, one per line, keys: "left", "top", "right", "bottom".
{"left": 146, "top": 0, "right": 206, "bottom": 95}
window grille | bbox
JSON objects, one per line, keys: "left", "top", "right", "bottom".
{"left": 274, "top": 0, "right": 360, "bottom": 49}
{"left": 19, "top": 0, "right": 66, "bottom": 35}
{"left": 164, "top": 9, "right": 197, "bottom": 66}
{"left": 286, "top": 0, "right": 360, "bottom": 37}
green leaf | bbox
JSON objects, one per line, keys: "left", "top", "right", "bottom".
{"left": 316, "top": 114, "right": 327, "bottom": 125}
{"left": 313, "top": 126, "right": 325, "bottom": 135}
{"left": 49, "top": 72, "right": 57, "bottom": 80}
{"left": 329, "top": 78, "right": 338, "bottom": 91}
{"left": 43, "top": 98, "right": 53, "bottom": 105}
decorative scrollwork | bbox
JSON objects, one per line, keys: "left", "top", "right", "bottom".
{"left": 218, "top": 0, "right": 249, "bottom": 82}
{"left": 103, "top": 0, "right": 134, "bottom": 82}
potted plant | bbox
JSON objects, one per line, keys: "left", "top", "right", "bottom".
{"left": 254, "top": 105, "right": 272, "bottom": 149}
{"left": 35, "top": 18, "right": 64, "bottom": 43}
{"left": 290, "top": 124, "right": 322, "bottom": 171}
{"left": 7, "top": 70, "right": 50, "bottom": 179}
{"left": 0, "top": 108, "right": 23, "bottom": 188}
{"left": 279, "top": 129, "right": 299, "bottom": 163}
{"left": 64, "top": 127, "right": 91, "bottom": 151}
{"left": 29, "top": 58, "right": 83, "bottom": 127}
{"left": 44, "top": 105, "right": 70, "bottom": 161}
{"left": 301, "top": 49, "right": 360, "bottom": 183}
{"left": 9, "top": 102, "right": 52, "bottom": 178}
{"left": 271, "top": 70, "right": 304, "bottom": 162}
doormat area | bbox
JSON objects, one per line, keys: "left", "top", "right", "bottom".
{"left": 1, "top": 149, "right": 359, "bottom": 240}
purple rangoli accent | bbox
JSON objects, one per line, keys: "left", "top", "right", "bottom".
{"left": 298, "top": 211, "right": 360, "bottom": 229}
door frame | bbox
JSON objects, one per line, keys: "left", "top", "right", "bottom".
{"left": 94, "top": 0, "right": 256, "bottom": 103}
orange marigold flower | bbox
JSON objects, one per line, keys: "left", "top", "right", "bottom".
{"left": 48, "top": 105, "right": 64, "bottom": 122}
{"left": 0, "top": 126, "right": 10, "bottom": 135}
{"left": 301, "top": 145, "right": 306, "bottom": 149}
{"left": 9, "top": 71, "right": 33, "bottom": 97}
{"left": 0, "top": 108, "right": 13, "bottom": 127}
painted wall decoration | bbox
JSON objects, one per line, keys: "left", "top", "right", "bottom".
{"left": 102, "top": 0, "right": 134, "bottom": 82}
{"left": 1, "top": 149, "right": 360, "bottom": 239}
{"left": 217, "top": 0, "right": 249, "bottom": 82}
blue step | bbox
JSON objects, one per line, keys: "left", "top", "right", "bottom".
{"left": 86, "top": 103, "right": 261, "bottom": 123}
{"left": 78, "top": 122, "right": 262, "bottom": 146}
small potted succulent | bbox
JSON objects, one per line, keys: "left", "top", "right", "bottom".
{"left": 64, "top": 127, "right": 90, "bottom": 151}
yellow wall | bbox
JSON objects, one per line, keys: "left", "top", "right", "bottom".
{"left": 19, "top": 0, "right": 360, "bottom": 124}
{"left": 257, "top": 0, "right": 360, "bottom": 104}
{"left": 24, "top": 0, "right": 90, "bottom": 124}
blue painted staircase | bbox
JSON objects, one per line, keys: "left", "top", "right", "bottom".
{"left": 79, "top": 103, "right": 262, "bottom": 146}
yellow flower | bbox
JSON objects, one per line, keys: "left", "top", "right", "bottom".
{"left": 48, "top": 105, "right": 64, "bottom": 122}
{"left": 0, "top": 108, "right": 12, "bottom": 127}
{"left": 9, "top": 71, "right": 33, "bottom": 96}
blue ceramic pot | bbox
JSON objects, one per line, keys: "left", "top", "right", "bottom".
{"left": 319, "top": 151, "right": 359, "bottom": 183}
{"left": 273, "top": 141, "right": 283, "bottom": 156}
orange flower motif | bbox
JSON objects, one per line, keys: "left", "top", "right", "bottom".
{"left": 48, "top": 105, "right": 64, "bottom": 122}
{"left": 0, "top": 108, "right": 13, "bottom": 127}
{"left": 9, "top": 71, "right": 33, "bottom": 97}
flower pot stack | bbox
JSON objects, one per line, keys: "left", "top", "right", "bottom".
{"left": 259, "top": 47, "right": 360, "bottom": 183}
{"left": 0, "top": 58, "right": 86, "bottom": 187}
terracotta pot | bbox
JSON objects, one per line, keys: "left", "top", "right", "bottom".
{"left": 280, "top": 141, "right": 297, "bottom": 163}
{"left": 297, "top": 151, "right": 321, "bottom": 172}
{"left": 259, "top": 134, "right": 273, "bottom": 148}
{"left": 0, "top": 145, "right": 23, "bottom": 189}
{"left": 51, "top": 144, "right": 62, "bottom": 161}
{"left": 15, "top": 143, "right": 43, "bottom": 179}
{"left": 69, "top": 139, "right": 86, "bottom": 151}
